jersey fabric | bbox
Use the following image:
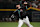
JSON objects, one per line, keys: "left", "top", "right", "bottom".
{"left": 14, "top": 9, "right": 29, "bottom": 20}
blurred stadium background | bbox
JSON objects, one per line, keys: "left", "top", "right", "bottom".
{"left": 0, "top": 0, "right": 40, "bottom": 27}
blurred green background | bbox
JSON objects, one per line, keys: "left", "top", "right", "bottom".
{"left": 0, "top": 22, "right": 40, "bottom": 27}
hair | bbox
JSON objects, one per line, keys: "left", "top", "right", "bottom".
{"left": 16, "top": 3, "right": 21, "bottom": 6}
{"left": 16, "top": 1, "right": 20, "bottom": 5}
{"left": 16, "top": 3, "right": 21, "bottom": 9}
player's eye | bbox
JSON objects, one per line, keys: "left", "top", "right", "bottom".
{"left": 24, "top": 4, "right": 27, "bottom": 5}
{"left": 16, "top": 7, "right": 18, "bottom": 9}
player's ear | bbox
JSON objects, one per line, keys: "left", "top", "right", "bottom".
{"left": 16, "top": 5, "right": 18, "bottom": 9}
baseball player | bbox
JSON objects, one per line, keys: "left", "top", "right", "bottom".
{"left": 13, "top": 2, "right": 33, "bottom": 27}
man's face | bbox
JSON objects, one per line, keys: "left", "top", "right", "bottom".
{"left": 16, "top": 5, "right": 21, "bottom": 9}
{"left": 24, "top": 2, "right": 28, "bottom": 4}
{"left": 24, "top": 2, "right": 28, "bottom": 6}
